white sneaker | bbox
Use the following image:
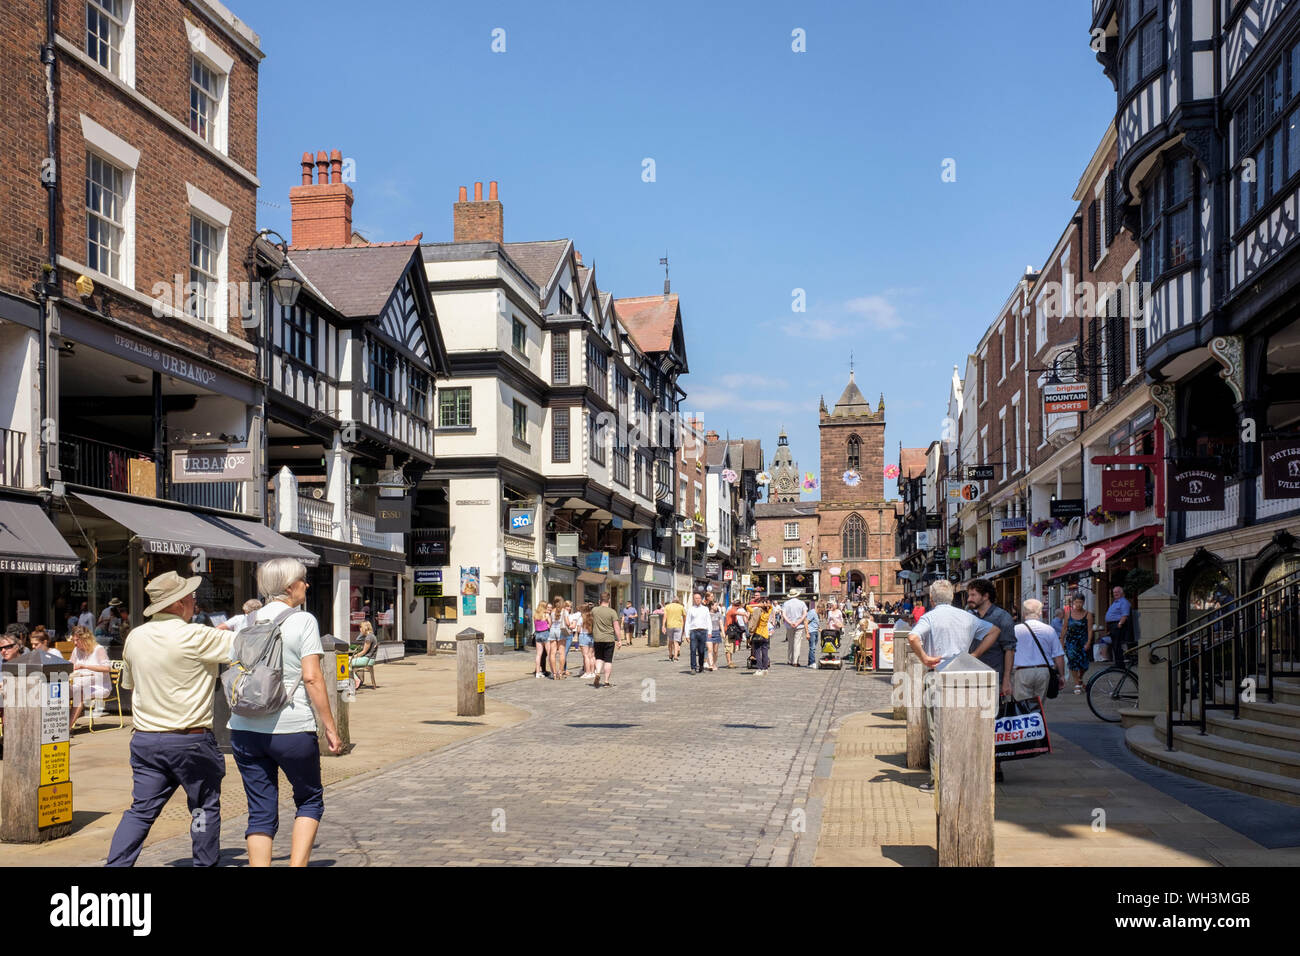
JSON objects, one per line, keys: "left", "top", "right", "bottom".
{"left": 582, "top": 672, "right": 595, "bottom": 679}
{"left": 535, "top": 672, "right": 543, "bottom": 679}
{"left": 811, "top": 662, "right": 819, "bottom": 670}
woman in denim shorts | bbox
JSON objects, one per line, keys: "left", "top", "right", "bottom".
{"left": 577, "top": 603, "right": 596, "bottom": 679}
{"left": 705, "top": 596, "right": 723, "bottom": 671}
{"left": 228, "top": 557, "right": 343, "bottom": 867}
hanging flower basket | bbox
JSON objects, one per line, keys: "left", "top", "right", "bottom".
{"left": 1086, "top": 506, "right": 1115, "bottom": 526}
{"left": 977, "top": 545, "right": 992, "bottom": 560}
{"left": 961, "top": 557, "right": 978, "bottom": 572}
{"left": 995, "top": 536, "right": 1020, "bottom": 555}
{"left": 1030, "top": 518, "right": 1064, "bottom": 537}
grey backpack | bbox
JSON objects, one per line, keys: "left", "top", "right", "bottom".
{"left": 222, "top": 606, "right": 300, "bottom": 718}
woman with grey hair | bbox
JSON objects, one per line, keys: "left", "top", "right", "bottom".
{"left": 228, "top": 557, "right": 342, "bottom": 867}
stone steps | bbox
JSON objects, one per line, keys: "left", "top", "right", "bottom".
{"left": 1127, "top": 723, "right": 1300, "bottom": 807}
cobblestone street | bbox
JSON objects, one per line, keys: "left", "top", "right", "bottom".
{"left": 135, "top": 651, "right": 888, "bottom": 866}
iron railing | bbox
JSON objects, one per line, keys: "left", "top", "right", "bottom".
{"left": 0, "top": 427, "right": 25, "bottom": 487}
{"left": 1152, "top": 567, "right": 1300, "bottom": 750}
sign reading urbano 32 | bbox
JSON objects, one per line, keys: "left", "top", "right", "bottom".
{"left": 170, "top": 449, "right": 254, "bottom": 483}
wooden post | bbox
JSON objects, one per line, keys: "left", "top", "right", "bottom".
{"left": 934, "top": 652, "right": 996, "bottom": 867}
{"left": 902, "top": 630, "right": 929, "bottom": 770}
{"left": 457, "top": 627, "right": 485, "bottom": 717}
{"left": 1, "top": 660, "right": 74, "bottom": 843}
{"left": 317, "top": 635, "right": 350, "bottom": 756}
{"left": 650, "top": 614, "right": 661, "bottom": 648}
{"left": 891, "top": 625, "right": 909, "bottom": 719}
{"left": 426, "top": 617, "right": 438, "bottom": 655}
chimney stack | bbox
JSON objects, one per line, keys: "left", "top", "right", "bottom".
{"left": 454, "top": 180, "right": 504, "bottom": 243}
{"left": 289, "top": 147, "right": 354, "bottom": 247}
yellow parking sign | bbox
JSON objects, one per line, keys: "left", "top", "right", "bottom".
{"left": 337, "top": 656, "right": 350, "bottom": 681}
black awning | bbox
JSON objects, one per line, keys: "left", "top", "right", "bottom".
{"left": 75, "top": 493, "right": 319, "bottom": 566}
{"left": 0, "top": 497, "right": 80, "bottom": 575}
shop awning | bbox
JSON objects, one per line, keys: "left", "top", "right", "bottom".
{"left": 0, "top": 497, "right": 80, "bottom": 575}
{"left": 75, "top": 493, "right": 319, "bottom": 566}
{"left": 1049, "top": 529, "right": 1148, "bottom": 581}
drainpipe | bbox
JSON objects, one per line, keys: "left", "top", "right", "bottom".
{"left": 37, "top": 0, "right": 58, "bottom": 489}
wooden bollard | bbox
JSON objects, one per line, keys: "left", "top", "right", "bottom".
{"left": 902, "top": 629, "right": 929, "bottom": 770}
{"left": 891, "top": 625, "right": 908, "bottom": 719}
{"left": 1, "top": 659, "right": 74, "bottom": 843}
{"left": 318, "top": 635, "right": 351, "bottom": 756}
{"left": 935, "top": 652, "right": 996, "bottom": 867}
{"left": 457, "top": 627, "right": 486, "bottom": 717}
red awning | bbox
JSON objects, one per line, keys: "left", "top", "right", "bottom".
{"left": 1049, "top": 529, "right": 1150, "bottom": 581}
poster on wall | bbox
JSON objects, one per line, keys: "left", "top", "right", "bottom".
{"left": 874, "top": 627, "right": 895, "bottom": 671}
{"left": 16, "top": 600, "right": 30, "bottom": 623}
{"left": 462, "top": 595, "right": 477, "bottom": 616}
{"left": 460, "top": 567, "right": 480, "bottom": 595}
{"left": 1262, "top": 439, "right": 1300, "bottom": 499}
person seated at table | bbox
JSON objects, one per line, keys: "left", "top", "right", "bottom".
{"left": 352, "top": 621, "right": 380, "bottom": 690}
{"left": 30, "top": 627, "right": 64, "bottom": 662}
{"left": 69, "top": 626, "right": 113, "bottom": 727}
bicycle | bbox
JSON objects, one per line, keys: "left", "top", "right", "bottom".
{"left": 1086, "top": 649, "right": 1139, "bottom": 723}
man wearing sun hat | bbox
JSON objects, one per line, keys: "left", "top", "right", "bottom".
{"left": 106, "top": 570, "right": 235, "bottom": 868}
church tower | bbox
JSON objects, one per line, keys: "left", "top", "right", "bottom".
{"left": 816, "top": 369, "right": 901, "bottom": 605}
{"left": 769, "top": 430, "right": 799, "bottom": 503}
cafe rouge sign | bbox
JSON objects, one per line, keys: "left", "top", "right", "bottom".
{"left": 1100, "top": 469, "right": 1146, "bottom": 511}
{"left": 170, "top": 448, "right": 254, "bottom": 483}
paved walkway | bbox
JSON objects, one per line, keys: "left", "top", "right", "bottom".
{"left": 137, "top": 652, "right": 882, "bottom": 866}
{"left": 813, "top": 672, "right": 1300, "bottom": 867}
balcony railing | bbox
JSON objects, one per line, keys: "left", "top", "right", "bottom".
{"left": 1256, "top": 475, "right": 1300, "bottom": 522}
{"left": 1182, "top": 481, "right": 1243, "bottom": 541}
{"left": 350, "top": 509, "right": 401, "bottom": 553}
{"left": 60, "top": 433, "right": 248, "bottom": 513}
{"left": 0, "top": 427, "right": 25, "bottom": 487}
{"left": 298, "top": 492, "right": 334, "bottom": 538}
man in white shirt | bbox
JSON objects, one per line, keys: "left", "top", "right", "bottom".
{"left": 906, "top": 580, "right": 994, "bottom": 793}
{"left": 782, "top": 593, "right": 808, "bottom": 667}
{"left": 1011, "top": 599, "right": 1066, "bottom": 701}
{"left": 76, "top": 601, "right": 95, "bottom": 630}
{"left": 685, "top": 592, "right": 714, "bottom": 674}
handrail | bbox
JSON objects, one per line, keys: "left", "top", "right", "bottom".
{"left": 1148, "top": 566, "right": 1300, "bottom": 658}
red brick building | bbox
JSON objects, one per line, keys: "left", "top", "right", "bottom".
{"left": 816, "top": 373, "right": 902, "bottom": 606}
{"left": 0, "top": 0, "right": 282, "bottom": 632}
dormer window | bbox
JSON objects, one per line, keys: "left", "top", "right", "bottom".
{"left": 559, "top": 290, "right": 573, "bottom": 314}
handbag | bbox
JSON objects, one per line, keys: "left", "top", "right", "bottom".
{"left": 1023, "top": 621, "right": 1060, "bottom": 699}
{"left": 994, "top": 696, "right": 1052, "bottom": 762}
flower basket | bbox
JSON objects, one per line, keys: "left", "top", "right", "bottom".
{"left": 995, "top": 536, "right": 1019, "bottom": 555}
{"left": 1030, "top": 519, "right": 1052, "bottom": 538}
{"left": 1086, "top": 506, "right": 1114, "bottom": 526}
{"left": 977, "top": 545, "right": 992, "bottom": 560}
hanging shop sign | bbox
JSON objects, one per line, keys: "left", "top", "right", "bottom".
{"left": 556, "top": 533, "right": 580, "bottom": 557}
{"left": 947, "top": 546, "right": 961, "bottom": 561}
{"left": 1262, "top": 439, "right": 1300, "bottom": 499}
{"left": 915, "top": 531, "right": 933, "bottom": 550}
{"left": 169, "top": 448, "right": 254, "bottom": 483}
{"left": 1049, "top": 498, "right": 1085, "bottom": 519}
{"left": 679, "top": 532, "right": 697, "bottom": 549}
{"left": 374, "top": 496, "right": 413, "bottom": 533}
{"left": 507, "top": 559, "right": 538, "bottom": 575}
{"left": 965, "top": 465, "right": 995, "bottom": 481}
{"left": 584, "top": 551, "right": 610, "bottom": 572}
{"left": 1000, "top": 517, "right": 1027, "bottom": 536}
{"left": 1101, "top": 470, "right": 1146, "bottom": 511}
{"left": 1168, "top": 464, "right": 1226, "bottom": 511}
{"left": 706, "top": 559, "right": 721, "bottom": 578}
{"left": 410, "top": 535, "right": 447, "bottom": 565}
{"left": 508, "top": 508, "right": 535, "bottom": 532}
{"left": 1043, "top": 383, "right": 1089, "bottom": 414}
{"left": 946, "top": 480, "right": 982, "bottom": 502}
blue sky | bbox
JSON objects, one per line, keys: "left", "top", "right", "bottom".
{"left": 242, "top": 0, "right": 1115, "bottom": 498}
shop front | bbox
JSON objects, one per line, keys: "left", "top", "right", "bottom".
{"left": 0, "top": 494, "right": 81, "bottom": 637}
{"left": 505, "top": 567, "right": 535, "bottom": 650}
{"left": 55, "top": 491, "right": 318, "bottom": 636}
{"left": 542, "top": 561, "right": 574, "bottom": 606}
{"left": 1032, "top": 540, "right": 1082, "bottom": 622}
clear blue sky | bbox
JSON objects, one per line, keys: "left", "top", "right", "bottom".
{"left": 240, "top": 0, "right": 1114, "bottom": 498}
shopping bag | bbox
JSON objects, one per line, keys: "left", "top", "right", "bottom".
{"left": 1092, "top": 642, "right": 1110, "bottom": 662}
{"left": 994, "top": 696, "right": 1052, "bottom": 762}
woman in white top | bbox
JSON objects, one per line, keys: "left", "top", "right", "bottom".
{"left": 228, "top": 557, "right": 342, "bottom": 867}
{"left": 69, "top": 626, "right": 112, "bottom": 726}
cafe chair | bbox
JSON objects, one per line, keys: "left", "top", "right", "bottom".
{"left": 88, "top": 660, "right": 125, "bottom": 733}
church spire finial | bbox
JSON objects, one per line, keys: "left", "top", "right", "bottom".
{"left": 849, "top": 352, "right": 854, "bottom": 380}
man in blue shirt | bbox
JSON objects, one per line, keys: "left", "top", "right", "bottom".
{"left": 1105, "top": 586, "right": 1133, "bottom": 662}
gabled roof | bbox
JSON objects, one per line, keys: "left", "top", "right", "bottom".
{"left": 900, "top": 447, "right": 928, "bottom": 479}
{"left": 614, "top": 294, "right": 680, "bottom": 354}
{"left": 289, "top": 243, "right": 422, "bottom": 318}
{"left": 502, "top": 240, "right": 569, "bottom": 292}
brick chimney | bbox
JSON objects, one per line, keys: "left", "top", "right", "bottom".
{"left": 453, "top": 180, "right": 503, "bottom": 243}
{"left": 289, "top": 149, "right": 353, "bottom": 247}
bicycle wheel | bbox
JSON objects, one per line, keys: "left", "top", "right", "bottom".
{"left": 1087, "top": 667, "right": 1139, "bottom": 723}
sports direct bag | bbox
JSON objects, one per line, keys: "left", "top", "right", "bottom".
{"left": 221, "top": 606, "right": 300, "bottom": 718}
{"left": 994, "top": 696, "right": 1052, "bottom": 762}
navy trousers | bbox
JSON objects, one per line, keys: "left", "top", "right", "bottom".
{"left": 689, "top": 629, "right": 709, "bottom": 671}
{"left": 106, "top": 730, "right": 224, "bottom": 867}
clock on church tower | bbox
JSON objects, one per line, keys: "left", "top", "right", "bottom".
{"left": 770, "top": 430, "right": 799, "bottom": 503}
